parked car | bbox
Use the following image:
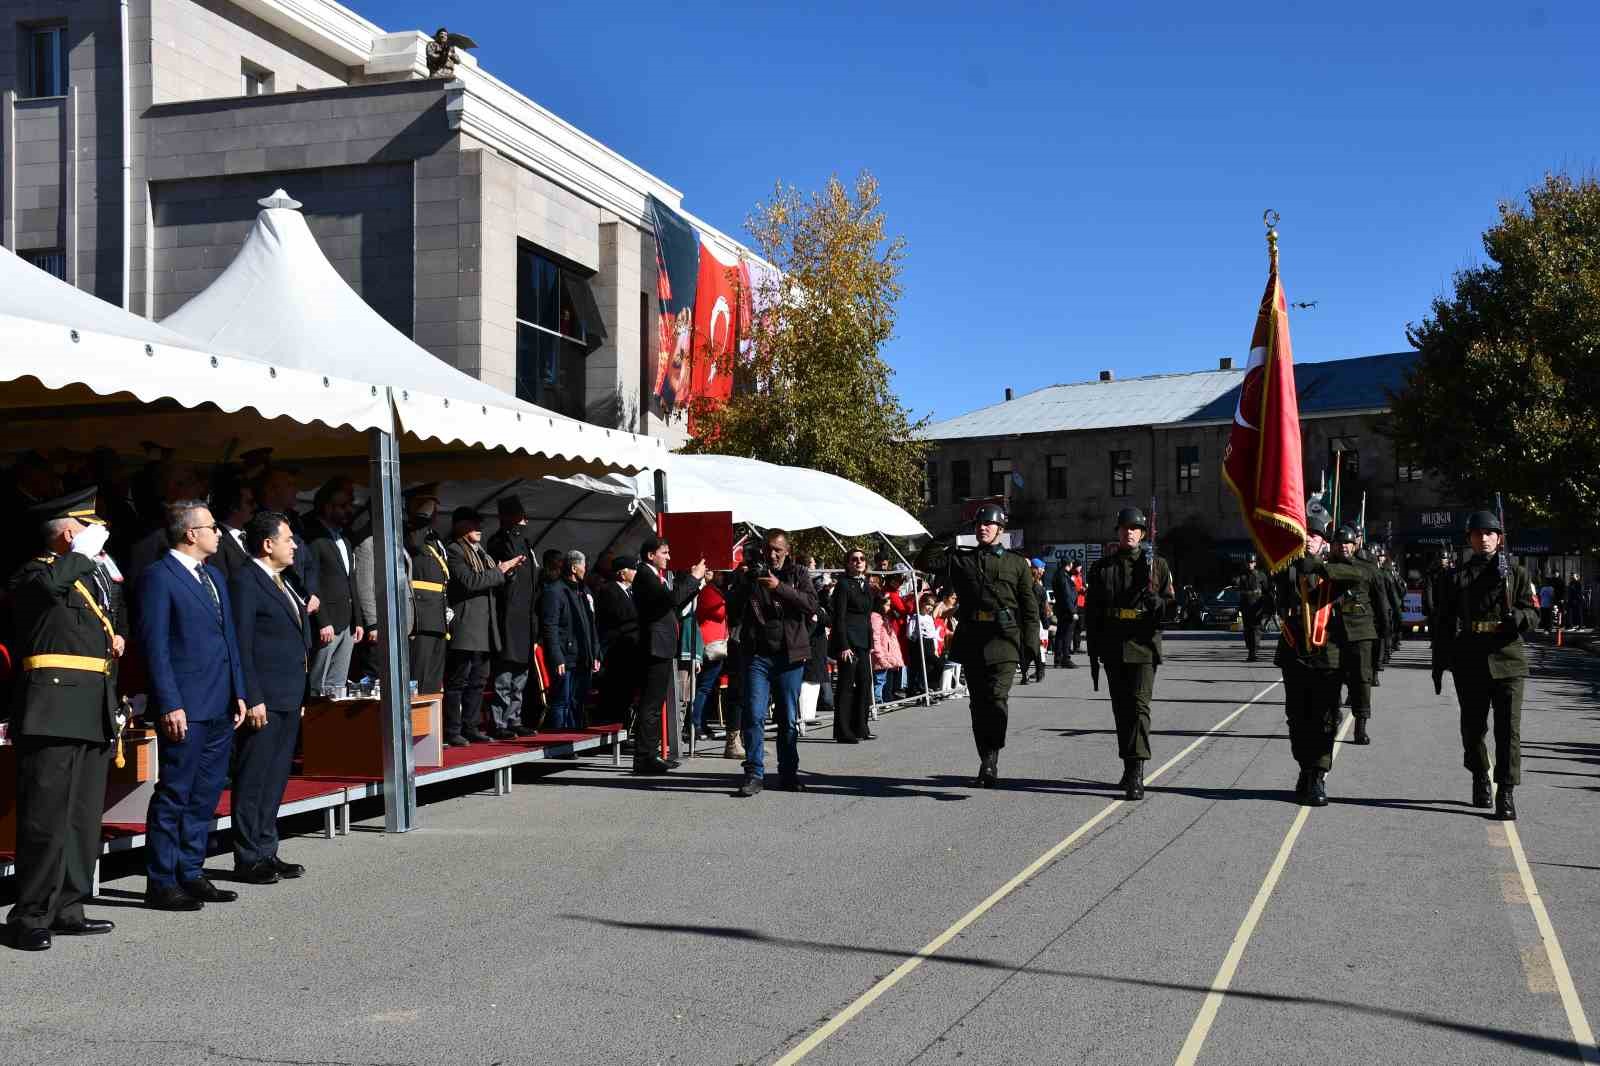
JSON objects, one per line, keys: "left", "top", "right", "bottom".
{"left": 1201, "top": 586, "right": 1242, "bottom": 628}
{"left": 1400, "top": 589, "right": 1428, "bottom": 637}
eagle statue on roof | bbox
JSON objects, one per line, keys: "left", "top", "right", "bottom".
{"left": 426, "top": 27, "right": 478, "bottom": 79}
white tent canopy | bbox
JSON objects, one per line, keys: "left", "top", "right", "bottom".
{"left": 0, "top": 244, "right": 392, "bottom": 457}
{"left": 161, "top": 191, "right": 663, "bottom": 477}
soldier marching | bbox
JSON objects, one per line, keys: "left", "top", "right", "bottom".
{"left": 1235, "top": 552, "right": 1272, "bottom": 662}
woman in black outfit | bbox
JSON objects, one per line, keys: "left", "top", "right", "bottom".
{"left": 830, "top": 550, "right": 876, "bottom": 742}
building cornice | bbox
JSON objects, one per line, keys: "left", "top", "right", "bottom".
{"left": 227, "top": 0, "right": 381, "bottom": 67}
{"left": 922, "top": 406, "right": 1394, "bottom": 444}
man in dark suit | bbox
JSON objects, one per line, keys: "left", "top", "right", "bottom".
{"left": 444, "top": 508, "right": 522, "bottom": 745}
{"left": 540, "top": 551, "right": 601, "bottom": 730}
{"left": 302, "top": 478, "right": 362, "bottom": 696}
{"left": 136, "top": 499, "right": 249, "bottom": 911}
{"left": 631, "top": 537, "right": 706, "bottom": 774}
{"left": 486, "top": 496, "right": 538, "bottom": 738}
{"left": 593, "top": 555, "right": 640, "bottom": 728}
{"left": 254, "top": 467, "right": 320, "bottom": 613}
{"left": 210, "top": 480, "right": 255, "bottom": 581}
{"left": 228, "top": 511, "right": 313, "bottom": 885}
{"left": 4, "top": 488, "right": 124, "bottom": 950}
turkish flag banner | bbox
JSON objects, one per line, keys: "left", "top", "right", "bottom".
{"left": 1222, "top": 250, "right": 1306, "bottom": 572}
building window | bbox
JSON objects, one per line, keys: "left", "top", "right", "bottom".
{"left": 24, "top": 25, "right": 67, "bottom": 98}
{"left": 951, "top": 460, "right": 971, "bottom": 500}
{"left": 1047, "top": 454, "right": 1068, "bottom": 499}
{"left": 1396, "top": 454, "right": 1424, "bottom": 483}
{"left": 241, "top": 60, "right": 275, "bottom": 96}
{"left": 21, "top": 249, "right": 66, "bottom": 280}
{"left": 1110, "top": 449, "right": 1133, "bottom": 497}
{"left": 988, "top": 457, "right": 1012, "bottom": 497}
{"left": 924, "top": 460, "right": 939, "bottom": 507}
{"left": 1176, "top": 445, "right": 1200, "bottom": 494}
{"left": 515, "top": 244, "right": 602, "bottom": 417}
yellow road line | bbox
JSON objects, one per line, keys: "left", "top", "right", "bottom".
{"left": 1504, "top": 821, "right": 1600, "bottom": 1063}
{"left": 1172, "top": 714, "right": 1354, "bottom": 1066}
{"left": 770, "top": 681, "right": 1283, "bottom": 1066}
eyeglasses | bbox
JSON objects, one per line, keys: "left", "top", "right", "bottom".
{"left": 188, "top": 523, "right": 220, "bottom": 533}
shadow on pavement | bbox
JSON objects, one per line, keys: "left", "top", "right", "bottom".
{"left": 558, "top": 915, "right": 1594, "bottom": 1060}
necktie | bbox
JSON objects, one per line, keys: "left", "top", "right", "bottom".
{"left": 274, "top": 571, "right": 301, "bottom": 615}
{"left": 197, "top": 565, "right": 222, "bottom": 620}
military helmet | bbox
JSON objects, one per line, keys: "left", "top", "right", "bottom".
{"left": 973, "top": 503, "right": 1008, "bottom": 528}
{"left": 1305, "top": 510, "right": 1332, "bottom": 538}
{"left": 1115, "top": 507, "right": 1149, "bottom": 531}
{"left": 1246, "top": 552, "right": 1258, "bottom": 564}
{"left": 1332, "top": 525, "right": 1358, "bottom": 545}
{"left": 1466, "top": 509, "right": 1502, "bottom": 533}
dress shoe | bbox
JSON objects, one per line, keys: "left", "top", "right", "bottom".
{"left": 1123, "top": 759, "right": 1145, "bottom": 801}
{"left": 775, "top": 776, "right": 808, "bottom": 792}
{"left": 1371, "top": 676, "right": 1382, "bottom": 688}
{"left": 461, "top": 731, "right": 493, "bottom": 744}
{"left": 1034, "top": 670, "right": 1046, "bottom": 683}
{"left": 1472, "top": 773, "right": 1493, "bottom": 809}
{"left": 1017, "top": 676, "right": 1030, "bottom": 686}
{"left": 735, "top": 776, "right": 764, "bottom": 798}
{"left": 444, "top": 734, "right": 471, "bottom": 748}
{"left": 491, "top": 728, "right": 518, "bottom": 741}
{"left": 512, "top": 725, "right": 538, "bottom": 737}
{"left": 631, "top": 757, "right": 675, "bottom": 776}
{"left": 862, "top": 731, "right": 877, "bottom": 741}
{"left": 233, "top": 861, "right": 281, "bottom": 885}
{"left": 1307, "top": 772, "right": 1328, "bottom": 807}
{"left": 1353, "top": 718, "right": 1371, "bottom": 745}
{"left": 1063, "top": 659, "right": 1078, "bottom": 668}
{"left": 270, "top": 857, "right": 305, "bottom": 879}
{"left": 146, "top": 885, "right": 204, "bottom": 911}
{"left": 180, "top": 878, "right": 238, "bottom": 903}
{"left": 51, "top": 917, "right": 114, "bottom": 936}
{"left": 14, "top": 927, "right": 51, "bottom": 951}
{"left": 1496, "top": 785, "right": 1516, "bottom": 821}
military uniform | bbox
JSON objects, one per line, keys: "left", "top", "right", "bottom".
{"left": 1272, "top": 546, "right": 1367, "bottom": 805}
{"left": 1335, "top": 534, "right": 1388, "bottom": 740}
{"left": 407, "top": 526, "right": 450, "bottom": 695}
{"left": 1236, "top": 562, "right": 1272, "bottom": 661}
{"left": 1085, "top": 545, "right": 1171, "bottom": 790}
{"left": 5, "top": 489, "right": 121, "bottom": 945}
{"left": 1431, "top": 532, "right": 1539, "bottom": 817}
{"left": 916, "top": 522, "right": 1039, "bottom": 785}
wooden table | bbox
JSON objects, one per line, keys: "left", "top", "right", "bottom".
{"left": 300, "top": 694, "right": 441, "bottom": 778}
{"left": 0, "top": 728, "right": 158, "bottom": 853}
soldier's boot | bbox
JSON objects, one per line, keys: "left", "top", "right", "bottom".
{"left": 1123, "top": 758, "right": 1145, "bottom": 801}
{"left": 1496, "top": 785, "right": 1516, "bottom": 821}
{"left": 976, "top": 750, "right": 998, "bottom": 789}
{"left": 1353, "top": 717, "right": 1371, "bottom": 745}
{"left": 1471, "top": 773, "right": 1493, "bottom": 809}
{"left": 1371, "top": 674, "right": 1382, "bottom": 687}
{"left": 1294, "top": 770, "right": 1311, "bottom": 803}
{"left": 1308, "top": 771, "right": 1328, "bottom": 807}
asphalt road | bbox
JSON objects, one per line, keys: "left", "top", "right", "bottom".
{"left": 5, "top": 632, "right": 1598, "bottom": 1066}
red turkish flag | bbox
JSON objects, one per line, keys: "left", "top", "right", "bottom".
{"left": 1222, "top": 252, "right": 1306, "bottom": 572}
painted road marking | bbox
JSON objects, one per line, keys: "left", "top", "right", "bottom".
{"left": 1505, "top": 821, "right": 1600, "bottom": 1062}
{"left": 769, "top": 681, "right": 1284, "bottom": 1066}
{"left": 1172, "top": 714, "right": 1354, "bottom": 1066}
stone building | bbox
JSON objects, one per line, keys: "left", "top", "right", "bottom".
{"left": 0, "top": 0, "right": 758, "bottom": 443}
{"left": 915, "top": 352, "right": 1501, "bottom": 585}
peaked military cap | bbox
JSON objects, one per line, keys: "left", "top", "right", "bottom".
{"left": 26, "top": 485, "right": 104, "bottom": 527}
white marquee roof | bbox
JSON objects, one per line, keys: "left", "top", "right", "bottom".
{"left": 161, "top": 192, "right": 665, "bottom": 476}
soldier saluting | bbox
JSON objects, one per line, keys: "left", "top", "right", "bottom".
{"left": 1431, "top": 509, "right": 1539, "bottom": 820}
{"left": 4, "top": 488, "right": 124, "bottom": 951}
{"left": 1084, "top": 507, "right": 1173, "bottom": 801}
{"left": 1235, "top": 552, "right": 1272, "bottom": 662}
{"left": 915, "top": 503, "right": 1038, "bottom": 788}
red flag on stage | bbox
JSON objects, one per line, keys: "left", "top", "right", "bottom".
{"left": 1222, "top": 232, "right": 1306, "bottom": 572}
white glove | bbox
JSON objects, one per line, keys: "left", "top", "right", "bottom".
{"left": 445, "top": 607, "right": 455, "bottom": 625}
{"left": 71, "top": 523, "right": 110, "bottom": 559}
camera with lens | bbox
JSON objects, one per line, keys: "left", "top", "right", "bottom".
{"left": 747, "top": 560, "right": 771, "bottom": 580}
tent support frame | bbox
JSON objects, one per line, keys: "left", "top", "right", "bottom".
{"left": 369, "top": 427, "right": 417, "bottom": 832}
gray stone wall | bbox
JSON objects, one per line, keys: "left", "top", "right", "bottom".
{"left": 150, "top": 0, "right": 349, "bottom": 105}
{"left": 148, "top": 161, "right": 414, "bottom": 329}
{"left": 10, "top": 95, "right": 62, "bottom": 250}
{"left": 589, "top": 216, "right": 642, "bottom": 430}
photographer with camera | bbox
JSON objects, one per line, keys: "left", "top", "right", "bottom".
{"left": 728, "top": 529, "right": 817, "bottom": 796}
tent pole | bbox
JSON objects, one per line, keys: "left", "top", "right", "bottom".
{"left": 653, "top": 471, "right": 681, "bottom": 762}
{"left": 369, "top": 426, "right": 416, "bottom": 832}
{"left": 882, "top": 536, "right": 932, "bottom": 708}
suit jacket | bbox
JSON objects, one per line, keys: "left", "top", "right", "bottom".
{"left": 354, "top": 533, "right": 414, "bottom": 638}
{"left": 593, "top": 580, "right": 640, "bottom": 663}
{"left": 829, "top": 576, "right": 874, "bottom": 654}
{"left": 136, "top": 553, "right": 247, "bottom": 719}
{"left": 303, "top": 516, "right": 356, "bottom": 632}
{"left": 5, "top": 552, "right": 118, "bottom": 742}
{"left": 632, "top": 563, "right": 701, "bottom": 660}
{"left": 446, "top": 538, "right": 504, "bottom": 653}
{"left": 539, "top": 579, "right": 598, "bottom": 668}
{"left": 213, "top": 525, "right": 253, "bottom": 581}
{"left": 486, "top": 525, "right": 538, "bottom": 664}
{"left": 229, "top": 561, "right": 312, "bottom": 714}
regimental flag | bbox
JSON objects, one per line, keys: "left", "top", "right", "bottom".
{"left": 1222, "top": 243, "right": 1307, "bottom": 572}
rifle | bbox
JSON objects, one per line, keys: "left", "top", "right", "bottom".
{"left": 1495, "top": 492, "right": 1512, "bottom": 612}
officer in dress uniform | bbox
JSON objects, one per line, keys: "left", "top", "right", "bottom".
{"left": 1329, "top": 526, "right": 1386, "bottom": 746}
{"left": 1431, "top": 510, "right": 1540, "bottom": 820}
{"left": 4, "top": 488, "right": 123, "bottom": 951}
{"left": 403, "top": 487, "right": 450, "bottom": 696}
{"left": 914, "top": 503, "right": 1038, "bottom": 788}
{"left": 1236, "top": 553, "right": 1272, "bottom": 662}
{"left": 1084, "top": 507, "right": 1173, "bottom": 800}
{"left": 1271, "top": 512, "right": 1369, "bottom": 806}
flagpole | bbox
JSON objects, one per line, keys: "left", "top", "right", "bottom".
{"left": 1265, "top": 209, "right": 1280, "bottom": 270}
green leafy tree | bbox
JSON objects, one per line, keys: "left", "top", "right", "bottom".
{"left": 684, "top": 172, "right": 929, "bottom": 554}
{"left": 1390, "top": 173, "right": 1600, "bottom": 544}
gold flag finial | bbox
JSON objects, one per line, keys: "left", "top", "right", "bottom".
{"left": 1263, "top": 209, "right": 1280, "bottom": 270}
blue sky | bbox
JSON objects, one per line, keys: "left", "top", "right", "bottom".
{"left": 356, "top": 1, "right": 1599, "bottom": 423}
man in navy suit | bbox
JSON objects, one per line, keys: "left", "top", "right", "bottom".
{"left": 136, "top": 499, "right": 248, "bottom": 911}
{"left": 228, "top": 510, "right": 313, "bottom": 885}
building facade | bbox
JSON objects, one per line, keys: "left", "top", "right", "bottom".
{"left": 0, "top": 0, "right": 758, "bottom": 444}
{"left": 913, "top": 352, "right": 1555, "bottom": 587}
